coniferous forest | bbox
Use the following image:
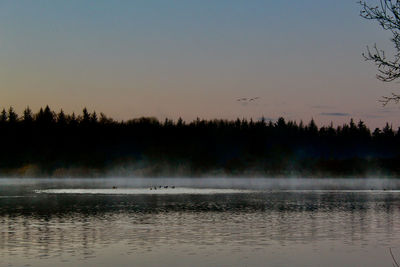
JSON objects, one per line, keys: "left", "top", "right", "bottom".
{"left": 1, "top": 105, "right": 400, "bottom": 177}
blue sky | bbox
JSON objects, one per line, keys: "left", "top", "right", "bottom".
{"left": 0, "top": 1, "right": 398, "bottom": 128}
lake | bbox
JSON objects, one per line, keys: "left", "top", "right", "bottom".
{"left": 1, "top": 178, "right": 400, "bottom": 267}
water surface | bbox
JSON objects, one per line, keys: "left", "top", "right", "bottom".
{"left": 1, "top": 178, "right": 400, "bottom": 267}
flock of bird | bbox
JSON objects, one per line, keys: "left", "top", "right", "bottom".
{"left": 150, "top": 186, "right": 175, "bottom": 190}
{"left": 111, "top": 186, "right": 176, "bottom": 190}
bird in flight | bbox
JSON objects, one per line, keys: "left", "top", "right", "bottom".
{"left": 237, "top": 97, "right": 260, "bottom": 102}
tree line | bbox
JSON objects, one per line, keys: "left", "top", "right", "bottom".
{"left": 0, "top": 106, "right": 399, "bottom": 177}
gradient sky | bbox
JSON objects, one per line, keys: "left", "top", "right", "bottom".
{"left": 1, "top": 0, "right": 399, "bottom": 128}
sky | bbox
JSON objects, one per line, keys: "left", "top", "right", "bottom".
{"left": 0, "top": 0, "right": 399, "bottom": 129}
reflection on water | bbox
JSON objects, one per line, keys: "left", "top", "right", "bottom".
{"left": 1, "top": 178, "right": 400, "bottom": 267}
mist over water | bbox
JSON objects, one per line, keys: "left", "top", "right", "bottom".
{"left": 1, "top": 177, "right": 400, "bottom": 267}
{"left": 2, "top": 177, "right": 400, "bottom": 191}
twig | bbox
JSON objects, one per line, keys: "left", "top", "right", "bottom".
{"left": 390, "top": 248, "right": 400, "bottom": 267}
{"left": 379, "top": 93, "right": 400, "bottom": 106}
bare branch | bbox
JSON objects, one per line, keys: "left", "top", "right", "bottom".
{"left": 390, "top": 248, "right": 400, "bottom": 267}
{"left": 359, "top": 1, "right": 400, "bottom": 104}
{"left": 379, "top": 93, "right": 400, "bottom": 106}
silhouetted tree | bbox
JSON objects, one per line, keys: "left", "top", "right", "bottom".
{"left": 81, "top": 107, "right": 90, "bottom": 126}
{"left": 306, "top": 118, "right": 318, "bottom": 135}
{"left": 68, "top": 112, "right": 78, "bottom": 127}
{"left": 276, "top": 117, "right": 286, "bottom": 129}
{"left": 8, "top": 107, "right": 18, "bottom": 124}
{"left": 90, "top": 111, "right": 98, "bottom": 124}
{"left": 23, "top": 107, "right": 33, "bottom": 125}
{"left": 0, "top": 105, "right": 399, "bottom": 177}
{"left": 99, "top": 112, "right": 113, "bottom": 125}
{"left": 383, "top": 122, "right": 394, "bottom": 137}
{"left": 373, "top": 127, "right": 381, "bottom": 138}
{"left": 0, "top": 109, "right": 7, "bottom": 124}
{"left": 57, "top": 109, "right": 67, "bottom": 126}
{"left": 359, "top": 0, "right": 400, "bottom": 104}
{"left": 177, "top": 117, "right": 184, "bottom": 127}
{"left": 36, "top": 106, "right": 55, "bottom": 127}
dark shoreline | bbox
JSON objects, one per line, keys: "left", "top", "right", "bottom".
{"left": 1, "top": 106, "right": 400, "bottom": 178}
